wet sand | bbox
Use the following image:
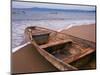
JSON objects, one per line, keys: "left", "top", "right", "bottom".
{"left": 12, "top": 44, "right": 58, "bottom": 74}
{"left": 61, "top": 24, "right": 96, "bottom": 42}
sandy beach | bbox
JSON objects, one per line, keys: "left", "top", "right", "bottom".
{"left": 12, "top": 24, "right": 96, "bottom": 74}
{"left": 61, "top": 24, "right": 96, "bottom": 42}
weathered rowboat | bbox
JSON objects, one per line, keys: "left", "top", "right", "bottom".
{"left": 25, "top": 26, "right": 96, "bottom": 71}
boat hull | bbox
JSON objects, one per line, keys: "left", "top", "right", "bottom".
{"left": 25, "top": 26, "right": 96, "bottom": 71}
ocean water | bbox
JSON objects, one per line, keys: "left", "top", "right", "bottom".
{"left": 12, "top": 9, "right": 95, "bottom": 49}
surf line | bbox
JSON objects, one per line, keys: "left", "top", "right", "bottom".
{"left": 12, "top": 42, "right": 31, "bottom": 53}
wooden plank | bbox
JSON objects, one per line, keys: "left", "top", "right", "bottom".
{"left": 39, "top": 39, "right": 72, "bottom": 49}
{"left": 63, "top": 48, "right": 94, "bottom": 63}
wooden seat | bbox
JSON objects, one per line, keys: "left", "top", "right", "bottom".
{"left": 39, "top": 39, "right": 73, "bottom": 49}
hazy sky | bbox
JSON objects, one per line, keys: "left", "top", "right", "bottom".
{"left": 12, "top": 1, "right": 95, "bottom": 11}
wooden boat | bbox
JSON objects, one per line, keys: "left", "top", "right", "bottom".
{"left": 25, "top": 26, "right": 96, "bottom": 71}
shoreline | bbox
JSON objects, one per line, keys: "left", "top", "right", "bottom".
{"left": 12, "top": 23, "right": 96, "bottom": 52}
{"left": 12, "top": 21, "right": 95, "bottom": 49}
{"left": 57, "top": 23, "right": 95, "bottom": 32}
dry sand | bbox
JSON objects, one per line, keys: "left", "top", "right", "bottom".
{"left": 61, "top": 24, "right": 96, "bottom": 42}
{"left": 12, "top": 44, "right": 58, "bottom": 74}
